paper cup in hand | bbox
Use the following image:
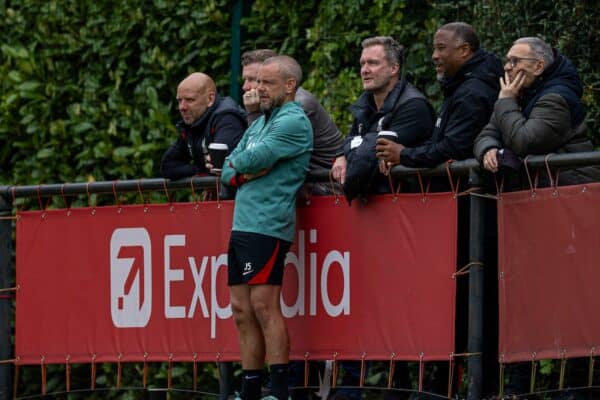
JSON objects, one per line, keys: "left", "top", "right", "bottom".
{"left": 377, "top": 130, "right": 399, "bottom": 143}
{"left": 208, "top": 143, "right": 228, "bottom": 170}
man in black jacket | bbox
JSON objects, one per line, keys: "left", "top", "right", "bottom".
{"left": 160, "top": 72, "right": 246, "bottom": 180}
{"left": 331, "top": 36, "right": 434, "bottom": 200}
{"left": 376, "top": 22, "right": 503, "bottom": 170}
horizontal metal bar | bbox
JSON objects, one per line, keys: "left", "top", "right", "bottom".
{"left": 2, "top": 152, "right": 599, "bottom": 200}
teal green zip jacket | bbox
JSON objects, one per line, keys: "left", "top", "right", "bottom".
{"left": 221, "top": 101, "right": 313, "bottom": 242}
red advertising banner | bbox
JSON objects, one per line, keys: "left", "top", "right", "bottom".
{"left": 498, "top": 183, "right": 600, "bottom": 363}
{"left": 16, "top": 194, "right": 457, "bottom": 365}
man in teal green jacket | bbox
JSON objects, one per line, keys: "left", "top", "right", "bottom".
{"left": 221, "top": 55, "right": 312, "bottom": 400}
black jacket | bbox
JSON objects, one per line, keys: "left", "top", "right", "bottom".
{"left": 400, "top": 49, "right": 503, "bottom": 167}
{"left": 340, "top": 80, "right": 434, "bottom": 201}
{"left": 160, "top": 95, "right": 246, "bottom": 180}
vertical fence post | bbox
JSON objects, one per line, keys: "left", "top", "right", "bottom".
{"left": 0, "top": 194, "right": 13, "bottom": 397}
{"left": 467, "top": 169, "right": 484, "bottom": 400}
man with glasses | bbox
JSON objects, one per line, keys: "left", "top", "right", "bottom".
{"left": 474, "top": 36, "right": 600, "bottom": 187}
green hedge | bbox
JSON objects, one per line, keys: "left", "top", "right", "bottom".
{"left": 2, "top": 0, "right": 598, "bottom": 394}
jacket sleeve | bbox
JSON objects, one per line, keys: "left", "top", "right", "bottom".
{"left": 493, "top": 94, "right": 572, "bottom": 156}
{"left": 388, "top": 98, "right": 434, "bottom": 147}
{"left": 212, "top": 113, "right": 246, "bottom": 155}
{"left": 228, "top": 113, "right": 312, "bottom": 175}
{"left": 473, "top": 115, "right": 503, "bottom": 162}
{"left": 160, "top": 136, "right": 199, "bottom": 180}
{"left": 400, "top": 91, "right": 493, "bottom": 167}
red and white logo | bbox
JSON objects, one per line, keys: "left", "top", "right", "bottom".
{"left": 110, "top": 228, "right": 152, "bottom": 328}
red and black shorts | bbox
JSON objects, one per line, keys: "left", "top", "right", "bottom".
{"left": 227, "top": 231, "right": 291, "bottom": 286}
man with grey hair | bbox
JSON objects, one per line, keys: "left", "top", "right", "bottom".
{"left": 475, "top": 36, "right": 600, "bottom": 187}
{"left": 331, "top": 35, "right": 434, "bottom": 200}
{"left": 241, "top": 49, "right": 343, "bottom": 178}
{"left": 221, "top": 55, "right": 312, "bottom": 400}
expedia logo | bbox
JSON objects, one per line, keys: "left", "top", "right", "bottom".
{"left": 110, "top": 228, "right": 152, "bottom": 328}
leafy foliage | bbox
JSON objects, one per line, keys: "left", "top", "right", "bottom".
{"left": 2, "top": 0, "right": 598, "bottom": 395}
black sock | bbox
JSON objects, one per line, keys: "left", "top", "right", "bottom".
{"left": 269, "top": 363, "right": 289, "bottom": 400}
{"left": 242, "top": 369, "right": 263, "bottom": 400}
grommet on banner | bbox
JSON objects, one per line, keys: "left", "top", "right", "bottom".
{"left": 304, "top": 352, "right": 310, "bottom": 387}
{"left": 418, "top": 352, "right": 424, "bottom": 392}
{"left": 445, "top": 161, "right": 460, "bottom": 197}
{"left": 40, "top": 355, "right": 47, "bottom": 395}
{"left": 167, "top": 353, "right": 174, "bottom": 389}
{"left": 91, "top": 353, "right": 97, "bottom": 390}
{"left": 143, "top": 352, "right": 148, "bottom": 388}
{"left": 332, "top": 352, "right": 338, "bottom": 389}
{"left": 589, "top": 347, "right": 595, "bottom": 387}
{"left": 529, "top": 352, "right": 537, "bottom": 394}
{"left": 387, "top": 352, "right": 396, "bottom": 389}
{"left": 193, "top": 352, "right": 198, "bottom": 391}
{"left": 359, "top": 352, "right": 366, "bottom": 387}
{"left": 523, "top": 155, "right": 539, "bottom": 198}
{"left": 117, "top": 352, "right": 123, "bottom": 389}
{"left": 65, "top": 355, "right": 71, "bottom": 392}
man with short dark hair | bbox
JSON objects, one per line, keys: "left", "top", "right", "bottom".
{"left": 331, "top": 36, "right": 434, "bottom": 199}
{"left": 376, "top": 22, "right": 503, "bottom": 172}
{"left": 241, "top": 49, "right": 342, "bottom": 175}
{"left": 222, "top": 55, "right": 312, "bottom": 400}
{"left": 474, "top": 36, "right": 600, "bottom": 187}
{"left": 160, "top": 72, "right": 246, "bottom": 180}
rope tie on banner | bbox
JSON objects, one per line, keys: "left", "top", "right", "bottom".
{"left": 167, "top": 353, "right": 173, "bottom": 389}
{"left": 416, "top": 170, "right": 431, "bottom": 202}
{"left": 0, "top": 286, "right": 18, "bottom": 294}
{"left": 331, "top": 352, "right": 338, "bottom": 389}
{"left": 116, "top": 352, "right": 123, "bottom": 389}
{"left": 137, "top": 178, "right": 150, "bottom": 206}
{"left": 359, "top": 352, "right": 366, "bottom": 387}
{"left": 529, "top": 352, "right": 537, "bottom": 394}
{"left": 91, "top": 353, "right": 97, "bottom": 390}
{"left": 445, "top": 161, "right": 460, "bottom": 196}
{"left": 304, "top": 352, "right": 310, "bottom": 387}
{"left": 112, "top": 180, "right": 121, "bottom": 207}
{"left": 328, "top": 170, "right": 341, "bottom": 205}
{"left": 559, "top": 349, "right": 567, "bottom": 390}
{"left": 0, "top": 215, "right": 17, "bottom": 220}
{"left": 448, "top": 353, "right": 455, "bottom": 399}
{"left": 523, "top": 155, "right": 539, "bottom": 197}
{"left": 387, "top": 353, "right": 396, "bottom": 389}
{"left": 452, "top": 262, "right": 483, "bottom": 279}
{"left": 216, "top": 175, "right": 222, "bottom": 208}
{"left": 494, "top": 174, "right": 505, "bottom": 199}
{"left": 60, "top": 184, "right": 70, "bottom": 211}
{"left": 163, "top": 179, "right": 172, "bottom": 208}
{"left": 544, "top": 153, "right": 557, "bottom": 189}
{"left": 40, "top": 355, "right": 47, "bottom": 395}
{"left": 191, "top": 177, "right": 199, "bottom": 205}
{"left": 589, "top": 347, "right": 596, "bottom": 387}
{"left": 36, "top": 185, "right": 51, "bottom": 211}
{"left": 418, "top": 352, "right": 425, "bottom": 392}
{"left": 192, "top": 352, "right": 198, "bottom": 391}
{"left": 143, "top": 352, "right": 149, "bottom": 388}
{"left": 65, "top": 355, "right": 71, "bottom": 392}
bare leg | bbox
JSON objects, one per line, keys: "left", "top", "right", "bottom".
{"left": 250, "top": 284, "right": 289, "bottom": 365}
{"left": 230, "top": 284, "right": 266, "bottom": 369}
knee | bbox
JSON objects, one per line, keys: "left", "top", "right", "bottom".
{"left": 251, "top": 298, "right": 276, "bottom": 327}
{"left": 230, "top": 298, "right": 253, "bottom": 328}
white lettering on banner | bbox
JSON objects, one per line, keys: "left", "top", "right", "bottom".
{"left": 164, "top": 234, "right": 186, "bottom": 318}
{"left": 110, "top": 228, "right": 152, "bottom": 328}
{"left": 282, "top": 229, "right": 351, "bottom": 318}
{"left": 110, "top": 228, "right": 348, "bottom": 337}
